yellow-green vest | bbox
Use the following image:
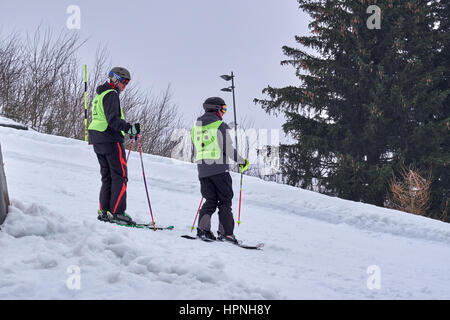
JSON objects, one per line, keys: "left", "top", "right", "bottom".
{"left": 88, "top": 89, "right": 125, "bottom": 136}
{"left": 191, "top": 120, "right": 223, "bottom": 162}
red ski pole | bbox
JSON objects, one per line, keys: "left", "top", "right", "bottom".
{"left": 137, "top": 135, "right": 156, "bottom": 231}
{"left": 237, "top": 172, "right": 243, "bottom": 226}
{"left": 191, "top": 197, "right": 203, "bottom": 232}
{"left": 126, "top": 138, "right": 134, "bottom": 162}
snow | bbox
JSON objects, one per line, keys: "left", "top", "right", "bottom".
{"left": 0, "top": 124, "right": 449, "bottom": 299}
{"left": 0, "top": 116, "right": 25, "bottom": 127}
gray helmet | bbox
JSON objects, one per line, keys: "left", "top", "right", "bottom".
{"left": 109, "top": 67, "right": 131, "bottom": 82}
{"left": 203, "top": 97, "right": 226, "bottom": 112}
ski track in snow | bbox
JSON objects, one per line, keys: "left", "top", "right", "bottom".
{"left": 0, "top": 125, "right": 450, "bottom": 299}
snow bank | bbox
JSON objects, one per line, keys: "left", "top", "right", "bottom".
{"left": 0, "top": 125, "right": 449, "bottom": 299}
{"left": 0, "top": 116, "right": 28, "bottom": 130}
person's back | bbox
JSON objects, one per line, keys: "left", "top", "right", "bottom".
{"left": 191, "top": 97, "right": 249, "bottom": 243}
{"left": 193, "top": 111, "right": 239, "bottom": 179}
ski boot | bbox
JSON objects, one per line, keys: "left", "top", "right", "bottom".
{"left": 217, "top": 231, "right": 239, "bottom": 245}
{"left": 97, "top": 209, "right": 114, "bottom": 222}
{"left": 112, "top": 212, "right": 136, "bottom": 226}
{"left": 97, "top": 210, "right": 135, "bottom": 225}
{"left": 197, "top": 228, "right": 217, "bottom": 241}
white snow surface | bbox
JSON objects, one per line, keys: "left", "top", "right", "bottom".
{"left": 0, "top": 125, "right": 449, "bottom": 300}
{"left": 0, "top": 116, "right": 25, "bottom": 127}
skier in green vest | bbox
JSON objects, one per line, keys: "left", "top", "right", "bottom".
{"left": 88, "top": 67, "right": 141, "bottom": 225}
{"left": 192, "top": 97, "right": 249, "bottom": 243}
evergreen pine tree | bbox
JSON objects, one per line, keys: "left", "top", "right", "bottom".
{"left": 255, "top": 0, "right": 449, "bottom": 217}
{"left": 429, "top": 0, "right": 450, "bottom": 220}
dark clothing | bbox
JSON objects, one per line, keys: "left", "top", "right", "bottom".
{"left": 198, "top": 172, "right": 235, "bottom": 236}
{"left": 88, "top": 82, "right": 131, "bottom": 144}
{"left": 90, "top": 82, "right": 131, "bottom": 215}
{"left": 193, "top": 112, "right": 245, "bottom": 179}
{"left": 94, "top": 142, "right": 128, "bottom": 214}
{"left": 193, "top": 111, "right": 245, "bottom": 236}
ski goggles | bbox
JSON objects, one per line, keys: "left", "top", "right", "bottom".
{"left": 220, "top": 105, "right": 227, "bottom": 114}
{"left": 109, "top": 72, "right": 130, "bottom": 85}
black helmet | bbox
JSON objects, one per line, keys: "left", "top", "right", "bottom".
{"left": 203, "top": 97, "right": 227, "bottom": 113}
{"left": 109, "top": 67, "right": 131, "bottom": 82}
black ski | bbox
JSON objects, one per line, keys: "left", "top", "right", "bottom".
{"left": 181, "top": 234, "right": 263, "bottom": 250}
{"left": 117, "top": 222, "right": 174, "bottom": 231}
{"left": 98, "top": 217, "right": 174, "bottom": 231}
{"left": 181, "top": 234, "right": 215, "bottom": 242}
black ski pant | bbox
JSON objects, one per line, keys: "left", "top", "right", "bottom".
{"left": 198, "top": 172, "right": 234, "bottom": 236}
{"left": 93, "top": 142, "right": 128, "bottom": 214}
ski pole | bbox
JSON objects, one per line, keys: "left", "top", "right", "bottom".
{"left": 126, "top": 138, "right": 134, "bottom": 162}
{"left": 191, "top": 197, "right": 203, "bottom": 232}
{"left": 84, "top": 64, "right": 88, "bottom": 142}
{"left": 137, "top": 135, "right": 156, "bottom": 231}
{"left": 237, "top": 172, "right": 244, "bottom": 226}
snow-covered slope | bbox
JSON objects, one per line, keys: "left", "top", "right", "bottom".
{"left": 0, "top": 116, "right": 22, "bottom": 127}
{"left": 0, "top": 116, "right": 28, "bottom": 130}
{"left": 0, "top": 125, "right": 449, "bottom": 299}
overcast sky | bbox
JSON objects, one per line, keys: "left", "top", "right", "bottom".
{"left": 0, "top": 0, "right": 310, "bottom": 141}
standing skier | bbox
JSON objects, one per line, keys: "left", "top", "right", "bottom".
{"left": 191, "top": 97, "right": 249, "bottom": 243}
{"left": 88, "top": 67, "right": 141, "bottom": 225}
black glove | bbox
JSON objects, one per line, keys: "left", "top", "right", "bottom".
{"left": 127, "top": 123, "right": 141, "bottom": 137}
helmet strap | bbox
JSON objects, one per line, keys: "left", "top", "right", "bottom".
{"left": 215, "top": 111, "right": 223, "bottom": 119}
{"left": 108, "top": 81, "right": 117, "bottom": 90}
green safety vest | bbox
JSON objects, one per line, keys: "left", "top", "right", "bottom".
{"left": 88, "top": 89, "right": 125, "bottom": 136}
{"left": 191, "top": 120, "right": 223, "bottom": 162}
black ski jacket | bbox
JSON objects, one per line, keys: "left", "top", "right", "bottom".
{"left": 193, "top": 111, "right": 245, "bottom": 179}
{"left": 88, "top": 82, "right": 132, "bottom": 145}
